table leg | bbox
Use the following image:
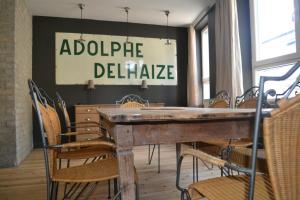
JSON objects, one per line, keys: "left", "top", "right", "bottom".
{"left": 114, "top": 125, "right": 136, "bottom": 200}
{"left": 176, "top": 143, "right": 181, "bottom": 166}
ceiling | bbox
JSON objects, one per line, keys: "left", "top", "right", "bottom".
{"left": 25, "top": 0, "right": 215, "bottom": 27}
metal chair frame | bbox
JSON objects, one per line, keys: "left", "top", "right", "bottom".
{"left": 235, "top": 86, "right": 260, "bottom": 107}
{"left": 29, "top": 80, "right": 121, "bottom": 200}
{"left": 115, "top": 94, "right": 149, "bottom": 106}
{"left": 176, "top": 60, "right": 300, "bottom": 200}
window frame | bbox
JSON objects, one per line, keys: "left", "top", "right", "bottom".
{"left": 250, "top": 0, "right": 300, "bottom": 79}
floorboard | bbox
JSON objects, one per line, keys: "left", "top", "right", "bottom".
{"left": 0, "top": 144, "right": 220, "bottom": 200}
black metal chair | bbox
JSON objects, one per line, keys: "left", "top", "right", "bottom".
{"left": 235, "top": 86, "right": 260, "bottom": 108}
{"left": 116, "top": 94, "right": 161, "bottom": 173}
{"left": 176, "top": 60, "right": 300, "bottom": 200}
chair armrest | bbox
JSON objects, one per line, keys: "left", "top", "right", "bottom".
{"left": 60, "top": 131, "right": 102, "bottom": 137}
{"left": 49, "top": 140, "right": 116, "bottom": 149}
{"left": 176, "top": 148, "right": 228, "bottom": 193}
{"left": 62, "top": 140, "right": 116, "bottom": 149}
{"left": 181, "top": 148, "right": 227, "bottom": 168}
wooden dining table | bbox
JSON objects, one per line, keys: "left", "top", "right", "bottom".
{"left": 98, "top": 107, "right": 257, "bottom": 200}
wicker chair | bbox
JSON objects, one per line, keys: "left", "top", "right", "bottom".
{"left": 200, "top": 87, "right": 260, "bottom": 158}
{"left": 208, "top": 90, "right": 231, "bottom": 108}
{"left": 116, "top": 94, "right": 161, "bottom": 173}
{"left": 177, "top": 94, "right": 300, "bottom": 200}
{"left": 29, "top": 80, "right": 140, "bottom": 200}
{"left": 176, "top": 60, "right": 300, "bottom": 200}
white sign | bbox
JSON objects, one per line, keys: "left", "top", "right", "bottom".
{"left": 55, "top": 32, "right": 177, "bottom": 85}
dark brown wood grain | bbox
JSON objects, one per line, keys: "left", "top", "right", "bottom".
{"left": 98, "top": 107, "right": 257, "bottom": 123}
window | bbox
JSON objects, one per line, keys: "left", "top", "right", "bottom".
{"left": 255, "top": 63, "right": 300, "bottom": 95}
{"left": 201, "top": 26, "right": 210, "bottom": 99}
{"left": 250, "top": 0, "right": 300, "bottom": 89}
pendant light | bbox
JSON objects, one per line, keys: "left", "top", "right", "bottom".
{"left": 164, "top": 10, "right": 171, "bottom": 45}
{"left": 124, "top": 7, "right": 131, "bottom": 43}
{"left": 78, "top": 3, "right": 85, "bottom": 42}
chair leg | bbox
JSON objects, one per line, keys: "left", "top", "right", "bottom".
{"left": 51, "top": 182, "right": 59, "bottom": 200}
{"left": 176, "top": 143, "right": 182, "bottom": 166}
{"left": 74, "top": 183, "right": 90, "bottom": 200}
{"left": 49, "top": 181, "right": 54, "bottom": 200}
{"left": 158, "top": 144, "right": 160, "bottom": 173}
{"left": 83, "top": 182, "right": 98, "bottom": 199}
{"left": 113, "top": 178, "right": 118, "bottom": 196}
{"left": 108, "top": 180, "right": 111, "bottom": 199}
{"left": 148, "top": 144, "right": 151, "bottom": 164}
{"left": 192, "top": 142, "right": 196, "bottom": 182}
{"left": 63, "top": 159, "right": 71, "bottom": 197}
{"left": 148, "top": 145, "right": 156, "bottom": 165}
{"left": 135, "top": 182, "right": 140, "bottom": 200}
{"left": 55, "top": 182, "right": 59, "bottom": 200}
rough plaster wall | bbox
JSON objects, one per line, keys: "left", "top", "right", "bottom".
{"left": 15, "top": 0, "right": 32, "bottom": 164}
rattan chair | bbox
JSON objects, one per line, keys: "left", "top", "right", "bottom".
{"left": 200, "top": 87, "right": 261, "bottom": 158}
{"left": 116, "top": 94, "right": 162, "bottom": 173}
{"left": 177, "top": 94, "right": 300, "bottom": 200}
{"left": 176, "top": 60, "right": 300, "bottom": 200}
{"left": 29, "top": 81, "right": 140, "bottom": 200}
{"left": 208, "top": 90, "right": 231, "bottom": 108}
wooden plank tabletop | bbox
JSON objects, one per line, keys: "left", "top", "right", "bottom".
{"left": 98, "top": 107, "right": 260, "bottom": 123}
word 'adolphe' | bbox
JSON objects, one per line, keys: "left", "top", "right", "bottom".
{"left": 60, "top": 39, "right": 144, "bottom": 58}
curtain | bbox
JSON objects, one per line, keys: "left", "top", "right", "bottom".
{"left": 215, "top": 0, "right": 244, "bottom": 106}
{"left": 187, "top": 26, "right": 201, "bottom": 107}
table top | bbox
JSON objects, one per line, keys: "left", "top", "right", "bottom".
{"left": 98, "top": 107, "right": 262, "bottom": 123}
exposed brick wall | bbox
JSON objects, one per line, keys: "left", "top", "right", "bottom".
{"left": 0, "top": 0, "right": 32, "bottom": 167}
{"left": 15, "top": 0, "right": 32, "bottom": 164}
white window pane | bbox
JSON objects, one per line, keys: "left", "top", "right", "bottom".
{"left": 201, "top": 27, "right": 210, "bottom": 79}
{"left": 201, "top": 26, "right": 210, "bottom": 99}
{"left": 255, "top": 63, "right": 300, "bottom": 96}
{"left": 255, "top": 0, "right": 296, "bottom": 61}
{"left": 203, "top": 82, "right": 210, "bottom": 99}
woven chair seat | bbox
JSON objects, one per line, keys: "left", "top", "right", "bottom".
{"left": 57, "top": 145, "right": 114, "bottom": 159}
{"left": 188, "top": 174, "right": 274, "bottom": 200}
{"left": 53, "top": 157, "right": 118, "bottom": 183}
{"left": 201, "top": 138, "right": 252, "bottom": 149}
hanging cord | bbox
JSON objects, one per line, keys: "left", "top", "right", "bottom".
{"left": 165, "top": 10, "right": 171, "bottom": 45}
{"left": 124, "top": 7, "right": 130, "bottom": 43}
{"left": 79, "top": 3, "right": 85, "bottom": 41}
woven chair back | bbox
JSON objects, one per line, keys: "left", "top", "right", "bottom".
{"left": 236, "top": 98, "right": 257, "bottom": 108}
{"left": 120, "top": 101, "right": 145, "bottom": 108}
{"left": 209, "top": 90, "right": 231, "bottom": 108}
{"left": 209, "top": 99, "right": 229, "bottom": 108}
{"left": 38, "top": 102, "right": 61, "bottom": 145}
{"left": 264, "top": 95, "right": 300, "bottom": 200}
{"left": 35, "top": 98, "right": 59, "bottom": 177}
{"left": 235, "top": 86, "right": 259, "bottom": 108}
{"left": 116, "top": 94, "right": 149, "bottom": 106}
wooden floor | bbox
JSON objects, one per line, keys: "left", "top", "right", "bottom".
{"left": 0, "top": 145, "right": 220, "bottom": 200}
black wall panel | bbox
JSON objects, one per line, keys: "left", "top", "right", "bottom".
{"left": 32, "top": 16, "right": 188, "bottom": 147}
